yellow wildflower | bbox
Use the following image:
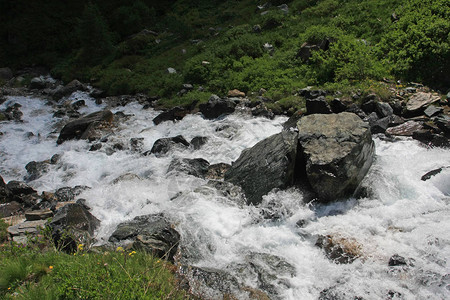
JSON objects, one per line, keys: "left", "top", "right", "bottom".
{"left": 49, "top": 266, "right": 53, "bottom": 270}
{"left": 77, "top": 244, "right": 84, "bottom": 251}
{"left": 116, "top": 246, "right": 124, "bottom": 252}
{"left": 128, "top": 251, "right": 136, "bottom": 256}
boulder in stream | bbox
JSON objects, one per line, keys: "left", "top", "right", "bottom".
{"left": 199, "top": 95, "right": 237, "bottom": 119}
{"left": 297, "top": 112, "right": 375, "bottom": 202}
{"left": 57, "top": 110, "right": 114, "bottom": 144}
{"left": 225, "top": 131, "right": 299, "bottom": 205}
{"left": 147, "top": 135, "right": 190, "bottom": 157}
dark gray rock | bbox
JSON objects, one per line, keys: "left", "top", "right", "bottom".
{"left": 130, "top": 137, "right": 144, "bottom": 152}
{"left": 178, "top": 266, "right": 241, "bottom": 299}
{"left": 297, "top": 112, "right": 375, "bottom": 202}
{"left": 375, "top": 102, "right": 393, "bottom": 118}
{"left": 0, "top": 201, "right": 22, "bottom": 217}
{"left": 148, "top": 135, "right": 190, "bottom": 157}
{"left": 71, "top": 100, "right": 86, "bottom": 110}
{"left": 282, "top": 111, "right": 303, "bottom": 131}
{"left": 57, "top": 110, "right": 114, "bottom": 144}
{"left": 109, "top": 214, "right": 180, "bottom": 261}
{"left": 30, "top": 77, "right": 46, "bottom": 89}
{"left": 25, "top": 209, "right": 53, "bottom": 221}
{"left": 49, "top": 202, "right": 100, "bottom": 252}
{"left": 199, "top": 95, "right": 237, "bottom": 119}
{"left": 361, "top": 100, "right": 376, "bottom": 114}
{"left": 412, "top": 130, "right": 449, "bottom": 148}
{"left": 167, "top": 158, "right": 210, "bottom": 178}
{"left": 55, "top": 186, "right": 90, "bottom": 202}
{"left": 89, "top": 143, "right": 102, "bottom": 151}
{"left": 7, "top": 180, "right": 37, "bottom": 196}
{"left": 153, "top": 106, "right": 189, "bottom": 125}
{"left": 225, "top": 131, "right": 298, "bottom": 205}
{"left": 388, "top": 254, "right": 408, "bottom": 267}
{"left": 51, "top": 79, "right": 87, "bottom": 100}
{"left": 330, "top": 98, "right": 347, "bottom": 113}
{"left": 252, "top": 104, "right": 275, "bottom": 119}
{"left": 0, "top": 67, "right": 13, "bottom": 80}
{"left": 345, "top": 104, "right": 367, "bottom": 119}
{"left": 424, "top": 106, "right": 443, "bottom": 118}
{"left": 190, "top": 136, "right": 208, "bottom": 150}
{"left": 371, "top": 116, "right": 391, "bottom": 134}
{"left": 25, "top": 160, "right": 49, "bottom": 181}
{"left": 0, "top": 175, "right": 11, "bottom": 203}
{"left": 299, "top": 88, "right": 327, "bottom": 99}
{"left": 306, "top": 96, "right": 332, "bottom": 114}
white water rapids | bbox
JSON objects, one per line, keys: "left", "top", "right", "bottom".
{"left": 1, "top": 93, "right": 449, "bottom": 299}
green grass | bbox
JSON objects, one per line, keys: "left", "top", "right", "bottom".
{"left": 0, "top": 231, "right": 192, "bottom": 300}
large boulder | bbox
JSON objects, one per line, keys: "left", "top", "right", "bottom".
{"left": 199, "top": 95, "right": 237, "bottom": 119}
{"left": 49, "top": 202, "right": 100, "bottom": 252}
{"left": 405, "top": 92, "right": 440, "bottom": 116}
{"left": 225, "top": 131, "right": 299, "bottom": 205}
{"left": 297, "top": 112, "right": 375, "bottom": 202}
{"left": 57, "top": 110, "right": 114, "bottom": 144}
{"left": 109, "top": 214, "right": 180, "bottom": 262}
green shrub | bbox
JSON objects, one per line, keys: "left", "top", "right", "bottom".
{"left": 0, "top": 219, "right": 8, "bottom": 243}
{"left": 379, "top": 0, "right": 450, "bottom": 88}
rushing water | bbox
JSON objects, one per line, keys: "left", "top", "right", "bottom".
{"left": 1, "top": 93, "right": 449, "bottom": 299}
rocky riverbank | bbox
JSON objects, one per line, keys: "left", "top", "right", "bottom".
{"left": 1, "top": 75, "right": 450, "bottom": 299}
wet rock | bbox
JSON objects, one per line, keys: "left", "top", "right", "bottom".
{"left": 252, "top": 104, "right": 275, "bottom": 119}
{"left": 147, "top": 135, "right": 190, "bottom": 157}
{"left": 421, "top": 167, "right": 449, "bottom": 181}
{"left": 297, "top": 112, "right": 375, "bottom": 202}
{"left": 225, "top": 131, "right": 298, "bottom": 205}
{"left": 178, "top": 266, "right": 241, "bottom": 299}
{"left": 129, "top": 137, "right": 144, "bottom": 153}
{"left": 206, "top": 163, "right": 231, "bottom": 180}
{"left": 7, "top": 180, "right": 37, "bottom": 196}
{"left": 319, "top": 286, "right": 363, "bottom": 300}
{"left": 57, "top": 110, "right": 114, "bottom": 144}
{"left": 388, "top": 254, "right": 409, "bottom": 267}
{"left": 315, "top": 235, "right": 362, "bottom": 264}
{"left": 405, "top": 92, "right": 440, "bottom": 116}
{"left": 25, "top": 160, "right": 49, "bottom": 181}
{"left": 109, "top": 214, "right": 180, "bottom": 261}
{"left": 386, "top": 121, "right": 423, "bottom": 136}
{"left": 55, "top": 186, "right": 90, "bottom": 202}
{"left": 282, "top": 111, "right": 303, "bottom": 131}
{"left": 89, "top": 143, "right": 102, "bottom": 151}
{"left": 306, "top": 96, "right": 332, "bottom": 114}
{"left": 49, "top": 202, "right": 100, "bottom": 252}
{"left": 199, "top": 95, "right": 237, "bottom": 119}
{"left": 190, "top": 136, "right": 208, "bottom": 150}
{"left": 153, "top": 106, "right": 189, "bottom": 125}
{"left": 25, "top": 209, "right": 53, "bottom": 221}
{"left": 167, "top": 158, "right": 210, "bottom": 178}
{"left": 111, "top": 173, "right": 141, "bottom": 184}
{"left": 424, "top": 106, "right": 443, "bottom": 118}
{"left": 412, "top": 130, "right": 449, "bottom": 147}
{"left": 205, "top": 180, "right": 246, "bottom": 206}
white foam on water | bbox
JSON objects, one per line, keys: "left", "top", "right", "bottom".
{"left": 1, "top": 94, "right": 449, "bottom": 299}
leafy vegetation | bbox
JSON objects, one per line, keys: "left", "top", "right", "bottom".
{"left": 0, "top": 0, "right": 448, "bottom": 104}
{"left": 0, "top": 227, "right": 192, "bottom": 300}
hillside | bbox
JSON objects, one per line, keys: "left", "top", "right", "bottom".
{"left": 1, "top": 0, "right": 449, "bottom": 108}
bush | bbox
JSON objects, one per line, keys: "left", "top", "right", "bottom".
{"left": 379, "top": 0, "right": 450, "bottom": 88}
{"left": 0, "top": 219, "right": 7, "bottom": 243}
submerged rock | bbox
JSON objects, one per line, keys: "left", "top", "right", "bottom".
{"left": 25, "top": 160, "right": 49, "bottom": 181}
{"left": 297, "top": 112, "right": 375, "bottom": 202}
{"left": 225, "top": 131, "right": 299, "bottom": 205}
{"left": 167, "top": 158, "right": 210, "bottom": 178}
{"left": 57, "top": 110, "right": 114, "bottom": 144}
{"left": 153, "top": 106, "right": 189, "bottom": 125}
{"left": 109, "top": 214, "right": 180, "bottom": 262}
{"left": 315, "top": 234, "right": 362, "bottom": 264}
{"left": 421, "top": 166, "right": 449, "bottom": 181}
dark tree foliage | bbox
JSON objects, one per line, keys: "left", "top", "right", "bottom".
{"left": 77, "top": 3, "right": 113, "bottom": 66}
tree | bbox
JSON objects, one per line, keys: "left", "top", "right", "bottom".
{"left": 78, "top": 2, "right": 113, "bottom": 65}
